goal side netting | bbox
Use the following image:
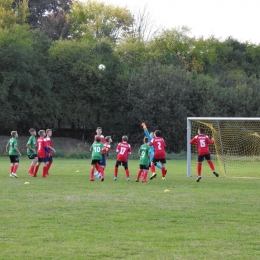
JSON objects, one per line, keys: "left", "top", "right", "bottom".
{"left": 187, "top": 117, "right": 260, "bottom": 178}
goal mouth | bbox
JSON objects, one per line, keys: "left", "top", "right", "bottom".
{"left": 187, "top": 117, "right": 260, "bottom": 178}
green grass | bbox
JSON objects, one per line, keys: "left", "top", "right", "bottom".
{"left": 1, "top": 157, "right": 260, "bottom": 260}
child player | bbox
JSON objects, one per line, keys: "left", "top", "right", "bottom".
{"left": 5, "top": 131, "right": 22, "bottom": 178}
{"left": 135, "top": 137, "right": 150, "bottom": 183}
{"left": 190, "top": 127, "right": 219, "bottom": 182}
{"left": 149, "top": 130, "right": 167, "bottom": 180}
{"left": 94, "top": 127, "right": 105, "bottom": 177}
{"left": 32, "top": 130, "right": 49, "bottom": 178}
{"left": 94, "top": 136, "right": 112, "bottom": 179}
{"left": 90, "top": 136, "right": 105, "bottom": 181}
{"left": 141, "top": 123, "right": 166, "bottom": 176}
{"left": 26, "top": 128, "right": 37, "bottom": 176}
{"left": 114, "top": 135, "right": 131, "bottom": 181}
{"left": 45, "top": 129, "right": 56, "bottom": 175}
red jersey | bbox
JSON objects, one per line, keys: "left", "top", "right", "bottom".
{"left": 149, "top": 137, "right": 166, "bottom": 159}
{"left": 45, "top": 137, "right": 53, "bottom": 156}
{"left": 94, "top": 134, "right": 105, "bottom": 143}
{"left": 36, "top": 137, "right": 47, "bottom": 158}
{"left": 104, "top": 142, "right": 111, "bottom": 155}
{"left": 116, "top": 141, "right": 131, "bottom": 162}
{"left": 190, "top": 134, "right": 214, "bottom": 155}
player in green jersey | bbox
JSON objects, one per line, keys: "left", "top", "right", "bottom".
{"left": 90, "top": 136, "right": 105, "bottom": 181}
{"left": 135, "top": 137, "right": 151, "bottom": 183}
{"left": 26, "top": 128, "right": 38, "bottom": 176}
{"left": 5, "top": 131, "right": 22, "bottom": 178}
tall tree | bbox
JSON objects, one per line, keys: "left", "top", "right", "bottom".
{"left": 0, "top": 24, "right": 57, "bottom": 130}
{"left": 68, "top": 0, "right": 134, "bottom": 42}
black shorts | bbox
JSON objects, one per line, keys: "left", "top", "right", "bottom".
{"left": 46, "top": 156, "right": 53, "bottom": 162}
{"left": 38, "top": 157, "right": 47, "bottom": 163}
{"left": 152, "top": 158, "right": 166, "bottom": 164}
{"left": 9, "top": 155, "right": 19, "bottom": 163}
{"left": 139, "top": 164, "right": 149, "bottom": 170}
{"left": 198, "top": 154, "right": 211, "bottom": 162}
{"left": 115, "top": 160, "right": 128, "bottom": 169}
{"left": 28, "top": 154, "right": 37, "bottom": 160}
{"left": 91, "top": 159, "right": 102, "bottom": 165}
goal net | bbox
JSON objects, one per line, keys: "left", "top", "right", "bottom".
{"left": 187, "top": 117, "right": 260, "bottom": 178}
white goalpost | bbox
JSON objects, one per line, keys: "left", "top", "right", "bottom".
{"left": 187, "top": 117, "right": 260, "bottom": 178}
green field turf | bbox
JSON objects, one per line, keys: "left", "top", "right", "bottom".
{"left": 1, "top": 157, "right": 260, "bottom": 260}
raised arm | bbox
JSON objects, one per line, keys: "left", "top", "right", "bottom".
{"left": 141, "top": 123, "right": 152, "bottom": 141}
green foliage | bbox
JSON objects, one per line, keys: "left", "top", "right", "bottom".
{"left": 1, "top": 0, "right": 260, "bottom": 151}
{"left": 0, "top": 0, "right": 29, "bottom": 29}
{"left": 0, "top": 24, "right": 57, "bottom": 129}
{"left": 68, "top": 0, "right": 134, "bottom": 42}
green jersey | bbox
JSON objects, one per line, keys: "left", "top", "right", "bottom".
{"left": 27, "top": 136, "right": 36, "bottom": 155}
{"left": 8, "top": 138, "right": 19, "bottom": 156}
{"left": 139, "top": 144, "right": 150, "bottom": 165}
{"left": 91, "top": 142, "right": 104, "bottom": 160}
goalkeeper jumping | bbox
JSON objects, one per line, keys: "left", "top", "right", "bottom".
{"left": 190, "top": 127, "right": 219, "bottom": 182}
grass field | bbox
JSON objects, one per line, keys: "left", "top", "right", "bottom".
{"left": 1, "top": 157, "right": 260, "bottom": 260}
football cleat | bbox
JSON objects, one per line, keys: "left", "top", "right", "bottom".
{"left": 9, "top": 174, "right": 14, "bottom": 178}
{"left": 162, "top": 177, "right": 166, "bottom": 180}
{"left": 11, "top": 173, "right": 18, "bottom": 178}
{"left": 90, "top": 178, "right": 95, "bottom": 181}
{"left": 114, "top": 177, "right": 117, "bottom": 181}
{"left": 100, "top": 177, "right": 104, "bottom": 182}
{"left": 150, "top": 173, "right": 157, "bottom": 180}
{"left": 213, "top": 171, "right": 219, "bottom": 177}
{"left": 196, "top": 176, "right": 202, "bottom": 182}
{"left": 127, "top": 178, "right": 130, "bottom": 181}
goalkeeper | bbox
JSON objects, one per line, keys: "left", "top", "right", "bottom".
{"left": 141, "top": 123, "right": 166, "bottom": 178}
{"left": 190, "top": 127, "right": 219, "bottom": 182}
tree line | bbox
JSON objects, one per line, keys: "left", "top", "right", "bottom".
{"left": 1, "top": 0, "right": 260, "bottom": 152}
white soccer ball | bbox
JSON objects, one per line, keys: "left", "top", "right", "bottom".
{"left": 98, "top": 64, "right": 106, "bottom": 71}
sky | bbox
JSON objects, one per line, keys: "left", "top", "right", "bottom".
{"left": 105, "top": 0, "right": 260, "bottom": 44}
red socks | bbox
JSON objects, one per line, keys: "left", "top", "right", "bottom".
{"left": 114, "top": 167, "right": 118, "bottom": 178}
{"left": 90, "top": 168, "right": 94, "bottom": 179}
{"left": 151, "top": 164, "right": 155, "bottom": 173}
{"left": 33, "top": 165, "right": 40, "bottom": 177}
{"left": 125, "top": 169, "right": 130, "bottom": 178}
{"left": 197, "top": 163, "right": 202, "bottom": 176}
{"left": 43, "top": 166, "right": 48, "bottom": 177}
{"left": 13, "top": 164, "right": 18, "bottom": 173}
{"left": 136, "top": 170, "right": 142, "bottom": 181}
{"left": 142, "top": 171, "right": 148, "bottom": 182}
{"left": 28, "top": 166, "right": 34, "bottom": 175}
{"left": 162, "top": 167, "right": 166, "bottom": 177}
{"left": 99, "top": 167, "right": 104, "bottom": 178}
{"left": 207, "top": 160, "right": 215, "bottom": 171}
{"left": 47, "top": 161, "right": 52, "bottom": 174}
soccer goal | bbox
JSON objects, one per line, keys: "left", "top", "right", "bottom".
{"left": 187, "top": 117, "right": 260, "bottom": 178}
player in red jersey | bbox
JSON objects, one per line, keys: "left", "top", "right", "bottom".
{"left": 45, "top": 129, "right": 56, "bottom": 175}
{"left": 190, "top": 127, "right": 219, "bottom": 182}
{"left": 94, "top": 127, "right": 105, "bottom": 143}
{"left": 32, "top": 130, "right": 49, "bottom": 178}
{"left": 114, "top": 135, "right": 131, "bottom": 181}
{"left": 149, "top": 130, "right": 167, "bottom": 180}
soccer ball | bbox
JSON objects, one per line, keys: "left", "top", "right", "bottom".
{"left": 98, "top": 64, "right": 106, "bottom": 71}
